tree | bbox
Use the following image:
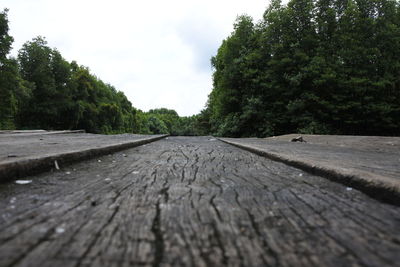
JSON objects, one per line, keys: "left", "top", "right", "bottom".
{"left": 204, "top": 0, "right": 400, "bottom": 137}
{"left": 18, "top": 37, "right": 58, "bottom": 128}
{"left": 146, "top": 115, "right": 169, "bottom": 134}
{"left": 209, "top": 15, "right": 257, "bottom": 136}
{"left": 0, "top": 9, "right": 12, "bottom": 61}
{"left": 148, "top": 108, "right": 180, "bottom": 134}
{"left": 0, "top": 9, "right": 18, "bottom": 129}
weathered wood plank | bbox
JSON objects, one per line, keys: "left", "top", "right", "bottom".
{"left": 0, "top": 137, "right": 399, "bottom": 267}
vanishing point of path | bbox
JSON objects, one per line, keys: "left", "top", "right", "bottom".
{"left": 0, "top": 137, "right": 399, "bottom": 267}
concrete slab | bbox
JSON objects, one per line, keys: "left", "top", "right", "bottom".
{"left": 0, "top": 133, "right": 167, "bottom": 182}
{"left": 0, "top": 130, "right": 85, "bottom": 135}
{"left": 219, "top": 135, "right": 400, "bottom": 204}
{"left": 267, "top": 134, "right": 400, "bottom": 153}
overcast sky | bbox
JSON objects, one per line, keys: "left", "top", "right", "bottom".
{"left": 3, "top": 0, "right": 269, "bottom": 116}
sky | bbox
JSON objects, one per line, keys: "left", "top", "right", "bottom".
{"left": 2, "top": 0, "right": 269, "bottom": 116}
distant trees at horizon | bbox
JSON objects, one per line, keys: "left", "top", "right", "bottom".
{"left": 2, "top": 0, "right": 400, "bottom": 137}
{"left": 0, "top": 9, "right": 196, "bottom": 135}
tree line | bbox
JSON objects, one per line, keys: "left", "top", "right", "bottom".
{"left": 202, "top": 0, "right": 400, "bottom": 137}
{"left": 135, "top": 108, "right": 208, "bottom": 136}
{"left": 0, "top": 10, "right": 133, "bottom": 133}
{"left": 0, "top": 9, "right": 200, "bottom": 135}
{"left": 2, "top": 0, "right": 400, "bottom": 137}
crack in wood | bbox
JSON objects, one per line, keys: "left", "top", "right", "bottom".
{"left": 151, "top": 200, "right": 165, "bottom": 267}
{"left": 209, "top": 195, "right": 223, "bottom": 222}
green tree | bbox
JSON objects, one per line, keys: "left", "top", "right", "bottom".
{"left": 146, "top": 115, "right": 169, "bottom": 134}
{"left": 0, "top": 9, "right": 17, "bottom": 129}
{"left": 18, "top": 36, "right": 59, "bottom": 128}
{"left": 204, "top": 0, "right": 400, "bottom": 137}
{"left": 148, "top": 108, "right": 180, "bottom": 134}
{"left": 0, "top": 9, "right": 12, "bottom": 60}
{"left": 209, "top": 15, "right": 256, "bottom": 136}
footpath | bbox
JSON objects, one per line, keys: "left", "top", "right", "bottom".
{"left": 0, "top": 131, "right": 167, "bottom": 182}
{"left": 219, "top": 134, "right": 400, "bottom": 204}
{"left": 0, "top": 136, "right": 399, "bottom": 266}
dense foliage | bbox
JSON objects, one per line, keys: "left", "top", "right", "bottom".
{"left": 0, "top": 8, "right": 209, "bottom": 135}
{"left": 2, "top": 0, "right": 400, "bottom": 137}
{"left": 134, "top": 108, "right": 209, "bottom": 136}
{"left": 0, "top": 9, "right": 17, "bottom": 129}
{"left": 205, "top": 0, "right": 400, "bottom": 137}
{"left": 0, "top": 10, "right": 138, "bottom": 133}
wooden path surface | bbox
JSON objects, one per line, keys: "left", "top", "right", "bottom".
{"left": 0, "top": 137, "right": 399, "bottom": 267}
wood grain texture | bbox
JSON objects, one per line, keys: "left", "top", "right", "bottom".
{"left": 0, "top": 137, "right": 399, "bottom": 267}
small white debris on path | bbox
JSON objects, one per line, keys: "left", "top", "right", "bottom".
{"left": 104, "top": 178, "right": 111, "bottom": 182}
{"left": 10, "top": 197, "right": 16, "bottom": 204}
{"left": 98, "top": 160, "right": 102, "bottom": 163}
{"left": 299, "top": 173, "right": 303, "bottom": 177}
{"left": 66, "top": 171, "right": 71, "bottom": 175}
{"left": 15, "top": 180, "right": 32, "bottom": 185}
{"left": 55, "top": 227, "right": 65, "bottom": 234}
{"left": 54, "top": 160, "right": 60, "bottom": 170}
{"left": 132, "top": 171, "right": 139, "bottom": 174}
{"left": 346, "top": 187, "right": 353, "bottom": 191}
{"left": 109, "top": 203, "right": 119, "bottom": 210}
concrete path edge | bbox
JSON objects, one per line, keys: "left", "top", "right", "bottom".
{"left": 0, "top": 135, "right": 168, "bottom": 183}
{"left": 218, "top": 138, "right": 400, "bottom": 205}
{"left": 0, "top": 130, "right": 86, "bottom": 135}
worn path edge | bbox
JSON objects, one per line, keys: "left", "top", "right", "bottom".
{"left": 0, "top": 134, "right": 168, "bottom": 183}
{"left": 218, "top": 137, "right": 400, "bottom": 205}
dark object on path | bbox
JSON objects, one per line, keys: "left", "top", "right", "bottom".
{"left": 291, "top": 136, "right": 306, "bottom": 142}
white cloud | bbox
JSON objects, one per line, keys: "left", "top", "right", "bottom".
{"left": 3, "top": 0, "right": 269, "bottom": 116}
